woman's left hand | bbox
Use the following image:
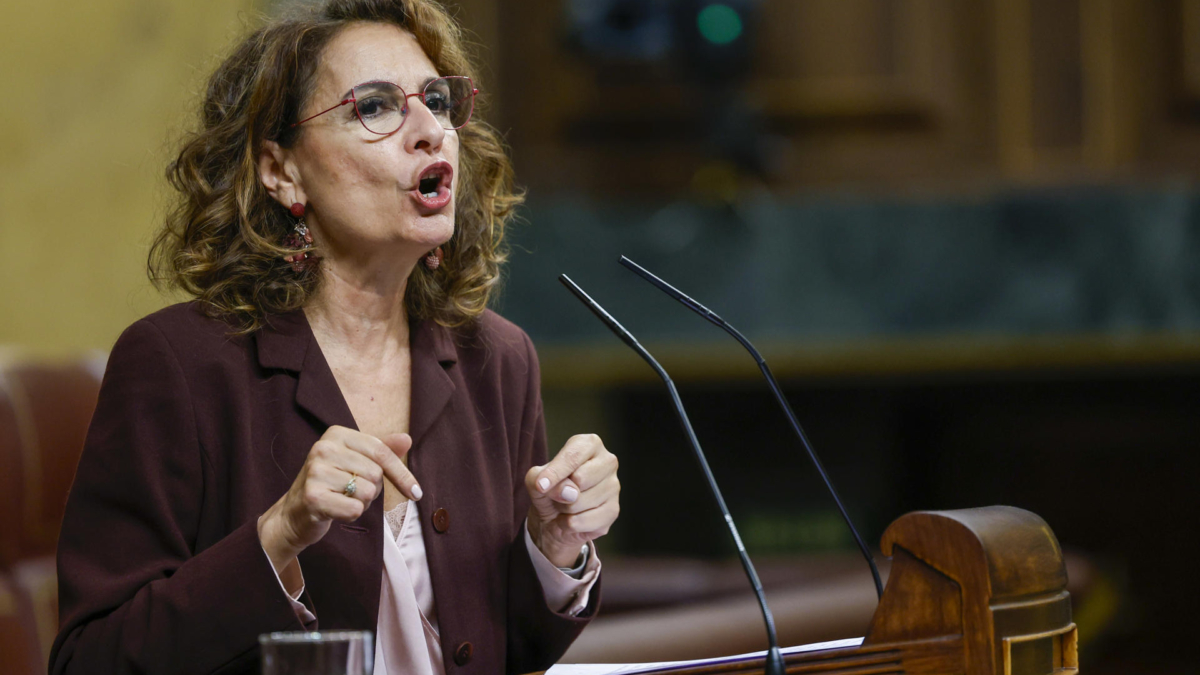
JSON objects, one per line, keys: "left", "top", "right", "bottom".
{"left": 525, "top": 434, "right": 620, "bottom": 568}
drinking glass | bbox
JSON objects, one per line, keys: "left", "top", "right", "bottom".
{"left": 259, "top": 631, "right": 373, "bottom": 675}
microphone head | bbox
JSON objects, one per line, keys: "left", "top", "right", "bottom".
{"left": 619, "top": 256, "right": 720, "bottom": 320}
{"left": 619, "top": 256, "right": 685, "bottom": 301}
{"left": 558, "top": 274, "right": 641, "bottom": 351}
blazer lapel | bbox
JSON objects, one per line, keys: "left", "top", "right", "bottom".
{"left": 295, "top": 338, "right": 359, "bottom": 432}
{"left": 255, "top": 309, "right": 381, "bottom": 631}
{"left": 256, "top": 310, "right": 359, "bottom": 481}
{"left": 256, "top": 308, "right": 359, "bottom": 431}
{"left": 408, "top": 318, "right": 457, "bottom": 451}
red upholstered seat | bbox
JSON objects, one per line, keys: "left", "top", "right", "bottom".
{"left": 0, "top": 573, "right": 43, "bottom": 675}
{"left": 0, "top": 357, "right": 103, "bottom": 675}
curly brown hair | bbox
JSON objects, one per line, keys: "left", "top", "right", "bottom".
{"left": 148, "top": 0, "right": 522, "bottom": 334}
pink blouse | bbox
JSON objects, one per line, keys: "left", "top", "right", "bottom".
{"left": 268, "top": 499, "right": 600, "bottom": 674}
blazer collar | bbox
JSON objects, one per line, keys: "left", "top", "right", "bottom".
{"left": 255, "top": 310, "right": 310, "bottom": 372}
{"left": 254, "top": 308, "right": 458, "bottom": 445}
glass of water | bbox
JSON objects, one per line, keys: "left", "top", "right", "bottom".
{"left": 259, "top": 631, "right": 373, "bottom": 675}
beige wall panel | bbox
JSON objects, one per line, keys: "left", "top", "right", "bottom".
{"left": 0, "top": 0, "right": 257, "bottom": 354}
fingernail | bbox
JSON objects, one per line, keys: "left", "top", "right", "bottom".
{"left": 561, "top": 486, "right": 579, "bottom": 503}
{"left": 412, "top": 485, "right": 423, "bottom": 501}
{"left": 538, "top": 477, "right": 550, "bottom": 492}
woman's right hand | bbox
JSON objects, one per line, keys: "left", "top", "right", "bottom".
{"left": 257, "top": 426, "right": 421, "bottom": 572}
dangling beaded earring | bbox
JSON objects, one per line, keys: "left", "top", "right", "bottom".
{"left": 283, "top": 202, "right": 315, "bottom": 272}
{"left": 424, "top": 247, "right": 444, "bottom": 270}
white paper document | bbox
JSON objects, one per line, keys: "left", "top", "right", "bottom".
{"left": 546, "top": 637, "right": 865, "bottom": 675}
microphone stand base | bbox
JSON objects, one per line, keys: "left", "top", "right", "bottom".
{"left": 763, "top": 645, "right": 785, "bottom": 675}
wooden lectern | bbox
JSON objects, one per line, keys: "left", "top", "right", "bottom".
{"left": 579, "top": 505, "right": 1078, "bottom": 675}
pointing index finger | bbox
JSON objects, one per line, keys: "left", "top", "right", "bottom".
{"left": 347, "top": 432, "right": 423, "bottom": 501}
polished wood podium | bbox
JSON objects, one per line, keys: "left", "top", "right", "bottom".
{"left": 568, "top": 506, "right": 1078, "bottom": 675}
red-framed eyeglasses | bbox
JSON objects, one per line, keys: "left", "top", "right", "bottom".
{"left": 292, "top": 76, "right": 478, "bottom": 135}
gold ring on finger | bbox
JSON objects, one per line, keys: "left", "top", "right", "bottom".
{"left": 343, "top": 473, "right": 358, "bottom": 498}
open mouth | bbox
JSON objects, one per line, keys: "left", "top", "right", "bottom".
{"left": 411, "top": 161, "right": 454, "bottom": 212}
{"left": 417, "top": 162, "right": 453, "bottom": 198}
{"left": 418, "top": 173, "right": 443, "bottom": 197}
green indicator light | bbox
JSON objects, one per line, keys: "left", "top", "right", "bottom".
{"left": 697, "top": 4, "right": 743, "bottom": 45}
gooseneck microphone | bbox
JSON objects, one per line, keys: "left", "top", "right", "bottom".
{"left": 618, "top": 256, "right": 885, "bottom": 600}
{"left": 559, "top": 275, "right": 787, "bottom": 675}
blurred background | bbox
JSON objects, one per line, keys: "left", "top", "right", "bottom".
{"left": 2, "top": 0, "right": 1199, "bottom": 673}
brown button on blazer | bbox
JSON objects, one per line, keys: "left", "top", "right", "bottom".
{"left": 50, "top": 303, "right": 598, "bottom": 675}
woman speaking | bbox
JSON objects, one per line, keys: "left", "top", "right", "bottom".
{"left": 49, "top": 0, "right": 620, "bottom": 673}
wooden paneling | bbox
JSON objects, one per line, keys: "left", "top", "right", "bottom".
{"left": 1029, "top": 0, "right": 1084, "bottom": 151}
{"left": 752, "top": 0, "right": 938, "bottom": 118}
{"left": 1180, "top": 0, "right": 1200, "bottom": 99}
{"left": 994, "top": 0, "right": 1147, "bottom": 175}
{"left": 1137, "top": 0, "right": 1200, "bottom": 170}
{"left": 451, "top": 0, "right": 1200, "bottom": 194}
{"left": 492, "top": 0, "right": 982, "bottom": 193}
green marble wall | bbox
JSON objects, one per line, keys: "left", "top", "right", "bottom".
{"left": 503, "top": 184, "right": 1200, "bottom": 346}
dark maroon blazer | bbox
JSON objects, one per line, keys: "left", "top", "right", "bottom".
{"left": 50, "top": 302, "right": 598, "bottom": 675}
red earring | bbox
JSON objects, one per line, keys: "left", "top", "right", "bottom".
{"left": 283, "top": 202, "right": 315, "bottom": 272}
{"left": 424, "top": 247, "right": 444, "bottom": 270}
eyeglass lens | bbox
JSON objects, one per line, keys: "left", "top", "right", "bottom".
{"left": 352, "top": 77, "right": 474, "bottom": 134}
